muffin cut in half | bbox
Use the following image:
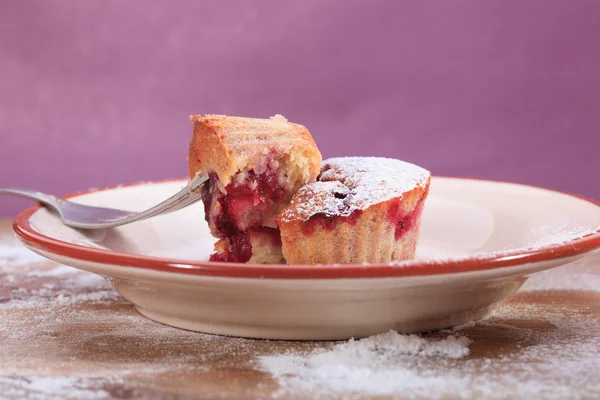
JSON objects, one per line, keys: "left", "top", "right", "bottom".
{"left": 188, "top": 114, "right": 322, "bottom": 263}
{"left": 277, "top": 157, "right": 430, "bottom": 265}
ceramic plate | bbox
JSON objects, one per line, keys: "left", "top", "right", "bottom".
{"left": 13, "top": 177, "right": 600, "bottom": 340}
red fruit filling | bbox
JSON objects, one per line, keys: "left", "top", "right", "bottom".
{"left": 208, "top": 227, "right": 281, "bottom": 263}
{"left": 298, "top": 197, "right": 425, "bottom": 240}
{"left": 299, "top": 188, "right": 364, "bottom": 236}
{"left": 386, "top": 198, "right": 425, "bottom": 240}
{"left": 202, "top": 157, "right": 289, "bottom": 262}
{"left": 300, "top": 210, "right": 363, "bottom": 236}
{"left": 209, "top": 232, "right": 252, "bottom": 263}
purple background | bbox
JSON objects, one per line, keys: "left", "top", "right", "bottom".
{"left": 1, "top": 0, "right": 599, "bottom": 217}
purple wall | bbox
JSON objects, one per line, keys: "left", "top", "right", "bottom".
{"left": 1, "top": 0, "right": 599, "bottom": 217}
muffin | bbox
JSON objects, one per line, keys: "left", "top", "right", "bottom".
{"left": 188, "top": 114, "right": 322, "bottom": 263}
{"left": 277, "top": 157, "right": 430, "bottom": 264}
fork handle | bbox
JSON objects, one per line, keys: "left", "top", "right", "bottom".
{"left": 0, "top": 188, "right": 62, "bottom": 206}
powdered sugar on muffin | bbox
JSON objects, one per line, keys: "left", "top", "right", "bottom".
{"left": 278, "top": 157, "right": 430, "bottom": 265}
{"left": 280, "top": 157, "right": 430, "bottom": 222}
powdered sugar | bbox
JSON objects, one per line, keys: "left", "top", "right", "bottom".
{"left": 281, "top": 157, "right": 429, "bottom": 220}
{"left": 256, "top": 255, "right": 600, "bottom": 399}
{"left": 1, "top": 258, "right": 118, "bottom": 311}
{"left": 2, "top": 233, "right": 599, "bottom": 399}
{"left": 0, "top": 376, "right": 110, "bottom": 400}
{"left": 258, "top": 331, "right": 472, "bottom": 397}
{"left": 258, "top": 296, "right": 600, "bottom": 399}
{"left": 0, "top": 241, "right": 45, "bottom": 266}
{"left": 282, "top": 180, "right": 351, "bottom": 220}
{"left": 0, "top": 237, "right": 255, "bottom": 398}
{"left": 521, "top": 267, "right": 600, "bottom": 292}
{"left": 403, "top": 225, "right": 600, "bottom": 268}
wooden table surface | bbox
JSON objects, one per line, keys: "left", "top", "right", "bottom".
{"left": 1, "top": 218, "right": 599, "bottom": 400}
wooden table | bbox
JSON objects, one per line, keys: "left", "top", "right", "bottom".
{"left": 1, "top": 218, "right": 599, "bottom": 399}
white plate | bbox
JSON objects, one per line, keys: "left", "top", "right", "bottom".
{"left": 14, "top": 177, "right": 600, "bottom": 340}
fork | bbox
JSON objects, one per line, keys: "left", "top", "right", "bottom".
{"left": 0, "top": 175, "right": 208, "bottom": 229}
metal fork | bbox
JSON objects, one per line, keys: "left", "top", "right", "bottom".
{"left": 0, "top": 175, "right": 208, "bottom": 229}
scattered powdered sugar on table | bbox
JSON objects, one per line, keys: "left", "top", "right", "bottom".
{"left": 0, "top": 240, "right": 45, "bottom": 266}
{"left": 0, "top": 236, "right": 256, "bottom": 399}
{"left": 0, "top": 376, "right": 111, "bottom": 400}
{"left": 1, "top": 262, "right": 119, "bottom": 311}
{"left": 2, "top": 234, "right": 599, "bottom": 399}
{"left": 258, "top": 305, "right": 600, "bottom": 399}
{"left": 258, "top": 331, "right": 472, "bottom": 397}
{"left": 521, "top": 266, "right": 600, "bottom": 292}
{"left": 257, "top": 255, "right": 600, "bottom": 399}
{"left": 462, "top": 303, "right": 600, "bottom": 399}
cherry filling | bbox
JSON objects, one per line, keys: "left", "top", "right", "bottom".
{"left": 386, "top": 198, "right": 425, "bottom": 240}
{"left": 256, "top": 226, "right": 283, "bottom": 248}
{"left": 299, "top": 198, "right": 425, "bottom": 240}
{"left": 209, "top": 232, "right": 252, "bottom": 263}
{"left": 208, "top": 227, "right": 281, "bottom": 263}
{"left": 202, "top": 158, "right": 288, "bottom": 262}
{"left": 300, "top": 210, "right": 363, "bottom": 236}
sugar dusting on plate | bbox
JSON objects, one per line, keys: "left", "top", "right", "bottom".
{"left": 406, "top": 223, "right": 600, "bottom": 268}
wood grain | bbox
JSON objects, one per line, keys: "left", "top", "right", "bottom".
{"left": 1, "top": 219, "right": 599, "bottom": 399}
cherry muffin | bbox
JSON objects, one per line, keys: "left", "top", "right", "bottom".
{"left": 277, "top": 157, "right": 430, "bottom": 264}
{"left": 188, "top": 114, "right": 322, "bottom": 263}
